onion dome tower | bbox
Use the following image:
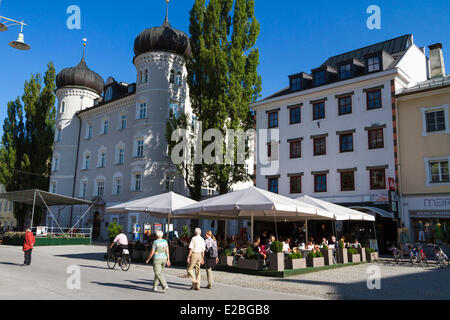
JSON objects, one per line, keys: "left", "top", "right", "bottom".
{"left": 49, "top": 42, "right": 104, "bottom": 227}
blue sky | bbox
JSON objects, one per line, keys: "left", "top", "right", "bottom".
{"left": 0, "top": 0, "right": 449, "bottom": 137}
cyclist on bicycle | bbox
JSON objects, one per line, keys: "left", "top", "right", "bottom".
{"left": 109, "top": 229, "right": 129, "bottom": 257}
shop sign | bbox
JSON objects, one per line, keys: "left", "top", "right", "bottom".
{"left": 409, "top": 211, "right": 450, "bottom": 218}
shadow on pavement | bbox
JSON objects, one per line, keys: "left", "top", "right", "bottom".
{"left": 272, "top": 266, "right": 450, "bottom": 300}
{"left": 126, "top": 279, "right": 192, "bottom": 291}
{"left": 0, "top": 262, "right": 22, "bottom": 266}
{"left": 91, "top": 281, "right": 155, "bottom": 293}
{"left": 79, "top": 264, "right": 109, "bottom": 270}
{"left": 54, "top": 253, "right": 105, "bottom": 261}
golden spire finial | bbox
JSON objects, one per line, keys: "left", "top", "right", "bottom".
{"left": 164, "top": 0, "right": 170, "bottom": 25}
{"left": 82, "top": 38, "right": 87, "bottom": 59}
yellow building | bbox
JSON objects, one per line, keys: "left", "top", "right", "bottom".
{"left": 0, "top": 184, "right": 16, "bottom": 229}
{"left": 396, "top": 43, "right": 450, "bottom": 244}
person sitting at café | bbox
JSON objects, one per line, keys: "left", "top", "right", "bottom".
{"left": 306, "top": 238, "right": 315, "bottom": 250}
{"left": 351, "top": 239, "right": 361, "bottom": 249}
{"left": 320, "top": 237, "right": 328, "bottom": 248}
{"left": 328, "top": 236, "right": 338, "bottom": 249}
{"left": 282, "top": 238, "right": 292, "bottom": 255}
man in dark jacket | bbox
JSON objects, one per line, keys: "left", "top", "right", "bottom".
{"left": 23, "top": 229, "right": 36, "bottom": 266}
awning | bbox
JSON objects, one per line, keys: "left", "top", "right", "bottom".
{"left": 350, "top": 206, "right": 395, "bottom": 219}
{"left": 0, "top": 189, "right": 92, "bottom": 207}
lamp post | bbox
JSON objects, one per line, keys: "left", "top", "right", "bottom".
{"left": 0, "top": 15, "right": 31, "bottom": 50}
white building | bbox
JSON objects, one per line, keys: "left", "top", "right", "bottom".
{"left": 49, "top": 12, "right": 252, "bottom": 240}
{"left": 251, "top": 35, "right": 429, "bottom": 246}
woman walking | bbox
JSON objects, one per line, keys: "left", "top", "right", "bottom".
{"left": 146, "top": 230, "right": 171, "bottom": 293}
{"left": 205, "top": 230, "right": 219, "bottom": 289}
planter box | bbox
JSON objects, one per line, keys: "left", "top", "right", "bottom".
{"left": 368, "top": 252, "right": 379, "bottom": 261}
{"left": 306, "top": 257, "right": 325, "bottom": 268}
{"left": 237, "top": 258, "right": 263, "bottom": 271}
{"left": 175, "top": 246, "right": 189, "bottom": 263}
{"left": 285, "top": 258, "right": 307, "bottom": 270}
{"left": 3, "top": 237, "right": 91, "bottom": 246}
{"left": 358, "top": 248, "right": 367, "bottom": 262}
{"left": 269, "top": 252, "right": 285, "bottom": 272}
{"left": 321, "top": 249, "right": 335, "bottom": 266}
{"left": 348, "top": 254, "right": 361, "bottom": 263}
{"left": 336, "top": 248, "right": 348, "bottom": 264}
{"left": 220, "top": 256, "right": 234, "bottom": 267}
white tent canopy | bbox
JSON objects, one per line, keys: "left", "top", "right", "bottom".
{"left": 296, "top": 195, "right": 376, "bottom": 222}
{"left": 173, "top": 187, "right": 334, "bottom": 243}
{"left": 106, "top": 192, "right": 197, "bottom": 218}
{"left": 173, "top": 187, "right": 334, "bottom": 220}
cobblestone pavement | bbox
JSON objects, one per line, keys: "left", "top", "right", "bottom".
{"left": 161, "top": 258, "right": 450, "bottom": 300}
{"left": 1, "top": 245, "right": 448, "bottom": 300}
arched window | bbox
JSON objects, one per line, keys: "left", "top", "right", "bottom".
{"left": 79, "top": 178, "right": 88, "bottom": 198}
{"left": 60, "top": 101, "right": 66, "bottom": 113}
{"left": 169, "top": 70, "right": 175, "bottom": 84}
{"left": 139, "top": 71, "right": 143, "bottom": 84}
{"left": 113, "top": 173, "right": 123, "bottom": 195}
{"left": 94, "top": 176, "right": 106, "bottom": 196}
{"left": 145, "top": 69, "right": 149, "bottom": 83}
{"left": 83, "top": 152, "right": 91, "bottom": 170}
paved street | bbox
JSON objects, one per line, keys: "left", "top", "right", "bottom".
{"left": 0, "top": 245, "right": 313, "bottom": 300}
{"left": 0, "top": 245, "right": 449, "bottom": 300}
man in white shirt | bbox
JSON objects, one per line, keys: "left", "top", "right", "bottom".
{"left": 187, "top": 228, "right": 206, "bottom": 291}
{"left": 109, "top": 229, "right": 129, "bottom": 256}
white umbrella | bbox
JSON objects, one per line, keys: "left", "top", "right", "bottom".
{"left": 296, "top": 195, "right": 375, "bottom": 222}
{"left": 106, "top": 192, "right": 197, "bottom": 216}
{"left": 173, "top": 186, "right": 334, "bottom": 242}
{"left": 106, "top": 192, "right": 197, "bottom": 238}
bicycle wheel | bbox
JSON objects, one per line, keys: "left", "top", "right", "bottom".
{"left": 120, "top": 254, "right": 131, "bottom": 271}
{"left": 422, "top": 258, "right": 428, "bottom": 268}
{"left": 107, "top": 254, "right": 117, "bottom": 270}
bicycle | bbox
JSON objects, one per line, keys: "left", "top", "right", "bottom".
{"left": 417, "top": 244, "right": 428, "bottom": 268}
{"left": 387, "top": 242, "right": 401, "bottom": 264}
{"left": 408, "top": 244, "right": 420, "bottom": 265}
{"left": 434, "top": 244, "right": 449, "bottom": 268}
{"left": 107, "top": 244, "right": 131, "bottom": 271}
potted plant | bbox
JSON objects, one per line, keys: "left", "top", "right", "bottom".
{"left": 347, "top": 248, "right": 361, "bottom": 263}
{"left": 306, "top": 251, "right": 325, "bottom": 268}
{"left": 268, "top": 241, "right": 285, "bottom": 272}
{"left": 320, "top": 244, "right": 335, "bottom": 266}
{"left": 336, "top": 241, "right": 348, "bottom": 264}
{"left": 220, "top": 248, "right": 234, "bottom": 267}
{"left": 175, "top": 226, "right": 191, "bottom": 263}
{"left": 237, "top": 247, "right": 263, "bottom": 271}
{"left": 285, "top": 252, "right": 306, "bottom": 270}
{"left": 366, "top": 248, "right": 379, "bottom": 261}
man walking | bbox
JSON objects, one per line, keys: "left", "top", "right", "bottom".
{"left": 23, "top": 229, "right": 36, "bottom": 266}
{"left": 187, "top": 228, "right": 205, "bottom": 291}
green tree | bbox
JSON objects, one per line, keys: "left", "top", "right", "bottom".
{"left": 0, "top": 62, "right": 56, "bottom": 229}
{"left": 187, "top": 0, "right": 261, "bottom": 195}
{"left": 166, "top": 0, "right": 261, "bottom": 199}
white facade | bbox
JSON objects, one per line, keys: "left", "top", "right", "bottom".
{"left": 252, "top": 41, "right": 428, "bottom": 211}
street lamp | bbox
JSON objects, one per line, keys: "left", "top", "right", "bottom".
{"left": 0, "top": 15, "right": 31, "bottom": 50}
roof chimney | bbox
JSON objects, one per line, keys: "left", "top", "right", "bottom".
{"left": 428, "top": 43, "right": 446, "bottom": 79}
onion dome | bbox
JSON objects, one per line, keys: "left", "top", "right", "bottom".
{"left": 133, "top": 17, "right": 191, "bottom": 60}
{"left": 56, "top": 56, "right": 104, "bottom": 95}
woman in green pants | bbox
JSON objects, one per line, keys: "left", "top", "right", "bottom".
{"left": 146, "top": 231, "right": 171, "bottom": 293}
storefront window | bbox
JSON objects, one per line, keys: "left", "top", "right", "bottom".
{"left": 411, "top": 218, "right": 449, "bottom": 244}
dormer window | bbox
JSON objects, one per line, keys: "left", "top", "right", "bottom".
{"left": 339, "top": 64, "right": 351, "bottom": 80}
{"left": 105, "top": 87, "right": 113, "bottom": 102}
{"left": 291, "top": 77, "right": 301, "bottom": 91}
{"left": 314, "top": 71, "right": 326, "bottom": 86}
{"left": 368, "top": 56, "right": 381, "bottom": 72}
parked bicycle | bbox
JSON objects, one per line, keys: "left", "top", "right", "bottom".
{"left": 387, "top": 242, "right": 401, "bottom": 264}
{"left": 107, "top": 243, "right": 131, "bottom": 271}
{"left": 434, "top": 244, "right": 449, "bottom": 268}
{"left": 408, "top": 243, "right": 428, "bottom": 267}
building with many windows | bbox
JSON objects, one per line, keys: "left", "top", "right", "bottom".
{"left": 0, "top": 184, "right": 16, "bottom": 229}
{"left": 251, "top": 34, "right": 430, "bottom": 247}
{"left": 49, "top": 10, "right": 252, "bottom": 240}
{"left": 396, "top": 43, "right": 450, "bottom": 244}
